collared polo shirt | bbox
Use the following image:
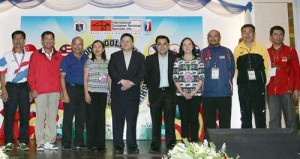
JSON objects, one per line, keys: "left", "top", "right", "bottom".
{"left": 60, "top": 52, "right": 88, "bottom": 85}
{"left": 41, "top": 47, "right": 54, "bottom": 60}
{"left": 0, "top": 49, "right": 32, "bottom": 83}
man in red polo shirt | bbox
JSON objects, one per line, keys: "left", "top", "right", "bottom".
{"left": 267, "top": 25, "right": 300, "bottom": 130}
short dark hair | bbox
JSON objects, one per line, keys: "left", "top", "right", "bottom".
{"left": 178, "top": 37, "right": 197, "bottom": 58}
{"left": 91, "top": 40, "right": 106, "bottom": 61}
{"left": 120, "top": 33, "right": 134, "bottom": 42}
{"left": 155, "top": 35, "right": 170, "bottom": 44}
{"left": 12, "top": 30, "right": 26, "bottom": 39}
{"left": 241, "top": 24, "right": 255, "bottom": 33}
{"left": 41, "top": 31, "right": 55, "bottom": 39}
{"left": 270, "top": 25, "right": 285, "bottom": 35}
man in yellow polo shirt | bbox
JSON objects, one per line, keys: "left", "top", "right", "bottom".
{"left": 234, "top": 24, "right": 270, "bottom": 128}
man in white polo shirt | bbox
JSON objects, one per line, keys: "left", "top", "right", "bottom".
{"left": 0, "top": 30, "right": 32, "bottom": 151}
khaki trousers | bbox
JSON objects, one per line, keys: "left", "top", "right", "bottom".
{"left": 35, "top": 92, "right": 60, "bottom": 145}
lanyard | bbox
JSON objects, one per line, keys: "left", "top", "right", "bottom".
{"left": 208, "top": 48, "right": 219, "bottom": 68}
{"left": 185, "top": 61, "right": 192, "bottom": 71}
{"left": 97, "top": 60, "right": 106, "bottom": 71}
{"left": 271, "top": 46, "right": 283, "bottom": 66}
{"left": 246, "top": 47, "right": 253, "bottom": 69}
{"left": 13, "top": 49, "right": 25, "bottom": 67}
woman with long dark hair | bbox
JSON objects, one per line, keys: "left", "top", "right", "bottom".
{"left": 173, "top": 37, "right": 204, "bottom": 142}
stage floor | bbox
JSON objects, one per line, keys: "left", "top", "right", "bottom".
{"left": 2, "top": 140, "right": 167, "bottom": 159}
{"left": 2, "top": 137, "right": 300, "bottom": 159}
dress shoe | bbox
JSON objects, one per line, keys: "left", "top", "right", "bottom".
{"left": 128, "top": 148, "right": 139, "bottom": 154}
{"left": 86, "top": 147, "right": 95, "bottom": 152}
{"left": 94, "top": 146, "right": 106, "bottom": 152}
{"left": 114, "top": 148, "right": 124, "bottom": 154}
{"left": 149, "top": 147, "right": 160, "bottom": 153}
{"left": 75, "top": 144, "right": 86, "bottom": 149}
{"left": 62, "top": 145, "right": 72, "bottom": 150}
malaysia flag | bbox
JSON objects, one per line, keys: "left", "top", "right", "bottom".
{"left": 59, "top": 44, "right": 72, "bottom": 56}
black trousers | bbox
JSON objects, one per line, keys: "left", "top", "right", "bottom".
{"left": 202, "top": 96, "right": 232, "bottom": 130}
{"left": 238, "top": 82, "right": 266, "bottom": 128}
{"left": 62, "top": 85, "right": 86, "bottom": 146}
{"left": 86, "top": 92, "right": 107, "bottom": 149}
{"left": 149, "top": 90, "right": 176, "bottom": 149}
{"left": 177, "top": 96, "right": 201, "bottom": 142}
{"left": 4, "top": 82, "right": 30, "bottom": 144}
{"left": 111, "top": 93, "right": 139, "bottom": 149}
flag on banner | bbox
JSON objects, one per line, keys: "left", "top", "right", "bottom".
{"left": 59, "top": 44, "right": 72, "bottom": 56}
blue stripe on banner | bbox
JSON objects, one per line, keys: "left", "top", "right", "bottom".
{"left": 11, "top": 68, "right": 28, "bottom": 83}
{"left": 0, "top": 57, "right": 7, "bottom": 67}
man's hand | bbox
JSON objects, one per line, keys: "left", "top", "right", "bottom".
{"left": 1, "top": 88, "right": 8, "bottom": 102}
{"left": 31, "top": 90, "right": 38, "bottom": 98}
{"left": 293, "top": 90, "right": 299, "bottom": 101}
{"left": 120, "top": 80, "right": 134, "bottom": 91}
{"left": 61, "top": 92, "right": 70, "bottom": 103}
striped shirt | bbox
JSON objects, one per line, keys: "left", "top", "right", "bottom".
{"left": 85, "top": 59, "right": 109, "bottom": 93}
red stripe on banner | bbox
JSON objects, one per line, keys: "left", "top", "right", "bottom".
{"left": 199, "top": 105, "right": 205, "bottom": 141}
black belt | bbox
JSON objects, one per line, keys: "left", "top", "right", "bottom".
{"left": 66, "top": 83, "right": 84, "bottom": 89}
{"left": 6, "top": 82, "right": 28, "bottom": 86}
{"left": 159, "top": 87, "right": 170, "bottom": 91}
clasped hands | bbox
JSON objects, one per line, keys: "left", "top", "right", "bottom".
{"left": 181, "top": 90, "right": 197, "bottom": 100}
{"left": 120, "top": 79, "right": 134, "bottom": 91}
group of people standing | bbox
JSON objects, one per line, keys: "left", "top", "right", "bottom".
{"left": 1, "top": 23, "right": 299, "bottom": 154}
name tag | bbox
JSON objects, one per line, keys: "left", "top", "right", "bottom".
{"left": 270, "top": 67, "right": 276, "bottom": 77}
{"left": 99, "top": 75, "right": 108, "bottom": 82}
{"left": 247, "top": 69, "right": 256, "bottom": 80}
{"left": 212, "top": 68, "right": 219, "bottom": 79}
{"left": 219, "top": 56, "right": 225, "bottom": 59}
{"left": 282, "top": 57, "right": 288, "bottom": 62}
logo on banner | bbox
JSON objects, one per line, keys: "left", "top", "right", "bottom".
{"left": 144, "top": 19, "right": 152, "bottom": 33}
{"left": 90, "top": 19, "right": 142, "bottom": 34}
{"left": 73, "top": 19, "right": 87, "bottom": 33}
{"left": 90, "top": 20, "right": 112, "bottom": 31}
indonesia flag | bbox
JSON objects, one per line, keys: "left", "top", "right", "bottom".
{"left": 59, "top": 44, "right": 72, "bottom": 56}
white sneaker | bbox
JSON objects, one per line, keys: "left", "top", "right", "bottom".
{"left": 36, "top": 144, "right": 44, "bottom": 151}
{"left": 44, "top": 142, "right": 58, "bottom": 150}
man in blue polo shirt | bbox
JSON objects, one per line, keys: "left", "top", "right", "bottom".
{"left": 60, "top": 36, "right": 88, "bottom": 150}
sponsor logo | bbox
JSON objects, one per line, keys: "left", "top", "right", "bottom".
{"left": 73, "top": 19, "right": 87, "bottom": 33}
{"left": 90, "top": 20, "right": 112, "bottom": 31}
{"left": 144, "top": 19, "right": 152, "bottom": 33}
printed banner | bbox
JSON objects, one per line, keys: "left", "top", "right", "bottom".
{"left": 18, "top": 16, "right": 204, "bottom": 140}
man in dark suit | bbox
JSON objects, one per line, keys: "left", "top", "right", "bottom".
{"left": 108, "top": 33, "right": 145, "bottom": 154}
{"left": 144, "top": 35, "right": 177, "bottom": 153}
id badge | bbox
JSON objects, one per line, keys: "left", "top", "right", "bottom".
{"left": 282, "top": 57, "right": 288, "bottom": 62}
{"left": 211, "top": 68, "right": 219, "bottom": 79}
{"left": 99, "top": 75, "right": 108, "bottom": 82}
{"left": 270, "top": 67, "right": 276, "bottom": 77}
{"left": 247, "top": 69, "right": 256, "bottom": 80}
{"left": 185, "top": 72, "right": 193, "bottom": 82}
